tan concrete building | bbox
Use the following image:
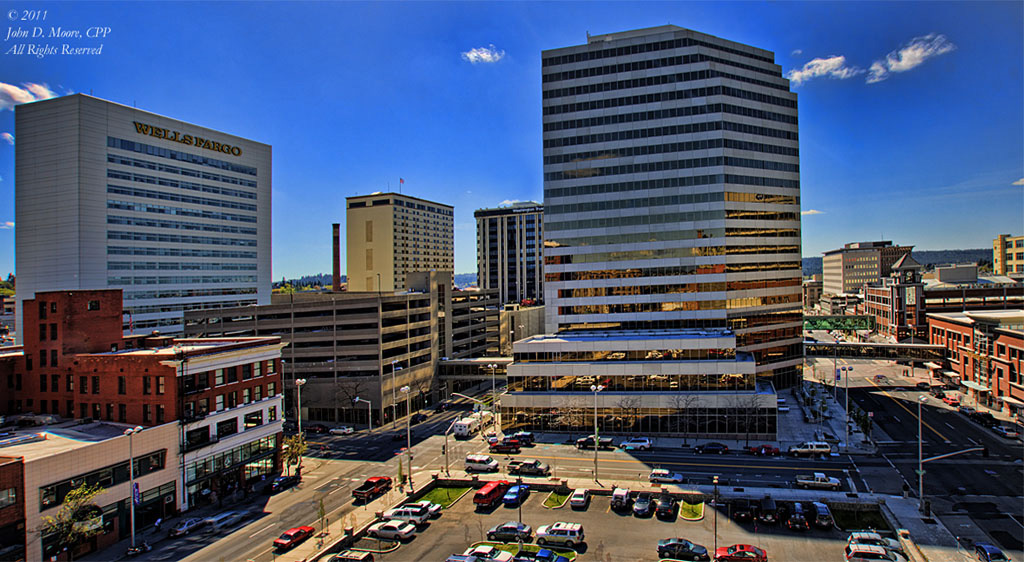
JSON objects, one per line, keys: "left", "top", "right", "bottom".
{"left": 802, "top": 275, "right": 823, "bottom": 310}
{"left": 346, "top": 193, "right": 453, "bottom": 292}
{"left": 822, "top": 241, "right": 913, "bottom": 296}
{"left": 993, "top": 234, "right": 1024, "bottom": 275}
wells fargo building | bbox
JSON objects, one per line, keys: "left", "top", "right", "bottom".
{"left": 15, "top": 94, "right": 272, "bottom": 337}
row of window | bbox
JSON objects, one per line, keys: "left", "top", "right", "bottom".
{"left": 509, "top": 373, "right": 756, "bottom": 392}
{"left": 544, "top": 119, "right": 798, "bottom": 151}
{"left": 558, "top": 293, "right": 800, "bottom": 315}
{"left": 182, "top": 362, "right": 276, "bottom": 393}
{"left": 546, "top": 172, "right": 799, "bottom": 202}
{"left": 546, "top": 155, "right": 797, "bottom": 182}
{"left": 542, "top": 68, "right": 790, "bottom": 101}
{"left": 40, "top": 450, "right": 166, "bottom": 510}
{"left": 108, "top": 230, "right": 258, "bottom": 248}
{"left": 545, "top": 227, "right": 799, "bottom": 249}
{"left": 514, "top": 348, "right": 737, "bottom": 363}
{"left": 108, "top": 137, "right": 258, "bottom": 177}
{"left": 545, "top": 261, "right": 800, "bottom": 282}
{"left": 543, "top": 51, "right": 781, "bottom": 84}
{"left": 107, "top": 215, "right": 257, "bottom": 235}
{"left": 557, "top": 278, "right": 800, "bottom": 298}
{"left": 107, "top": 184, "right": 257, "bottom": 211}
{"left": 542, "top": 36, "right": 775, "bottom": 67}
{"left": 125, "top": 299, "right": 257, "bottom": 316}
{"left": 109, "top": 275, "right": 258, "bottom": 286}
{"left": 546, "top": 209, "right": 799, "bottom": 232}
{"left": 109, "top": 261, "right": 258, "bottom": 271}
{"left": 109, "top": 246, "right": 257, "bottom": 260}
{"left": 546, "top": 244, "right": 800, "bottom": 265}
{"left": 502, "top": 405, "right": 777, "bottom": 436}
{"left": 544, "top": 102, "right": 796, "bottom": 133}
{"left": 107, "top": 158, "right": 257, "bottom": 198}
{"left": 125, "top": 286, "right": 257, "bottom": 300}
{"left": 547, "top": 192, "right": 796, "bottom": 216}
{"left": 545, "top": 138, "right": 798, "bottom": 167}
{"left": 184, "top": 435, "right": 276, "bottom": 485}
{"left": 185, "top": 406, "right": 277, "bottom": 450}
{"left": 544, "top": 85, "right": 796, "bottom": 119}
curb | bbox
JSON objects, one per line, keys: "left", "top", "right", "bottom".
{"left": 679, "top": 501, "right": 706, "bottom": 522}
{"left": 542, "top": 490, "right": 570, "bottom": 509}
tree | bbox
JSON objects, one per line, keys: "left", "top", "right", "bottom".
{"left": 334, "top": 377, "right": 374, "bottom": 424}
{"left": 38, "top": 483, "right": 105, "bottom": 562}
{"left": 554, "top": 396, "right": 589, "bottom": 433}
{"left": 282, "top": 433, "right": 307, "bottom": 476}
{"left": 617, "top": 395, "right": 642, "bottom": 434}
{"left": 670, "top": 394, "right": 700, "bottom": 444}
{"left": 726, "top": 392, "right": 763, "bottom": 447}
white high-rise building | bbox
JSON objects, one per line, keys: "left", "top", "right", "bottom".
{"left": 15, "top": 94, "right": 271, "bottom": 338}
{"left": 503, "top": 26, "right": 802, "bottom": 437}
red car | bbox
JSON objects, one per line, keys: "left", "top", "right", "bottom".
{"left": 715, "top": 544, "right": 767, "bottom": 561}
{"left": 273, "top": 526, "right": 315, "bottom": 550}
{"left": 748, "top": 444, "right": 780, "bottom": 456}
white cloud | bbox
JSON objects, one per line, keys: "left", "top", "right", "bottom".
{"left": 786, "top": 56, "right": 863, "bottom": 86}
{"left": 866, "top": 34, "right": 956, "bottom": 84}
{"left": 791, "top": 49, "right": 803, "bottom": 56}
{"left": 499, "top": 199, "right": 523, "bottom": 206}
{"left": 0, "top": 82, "right": 57, "bottom": 111}
{"left": 1012, "top": 178, "right": 1024, "bottom": 186}
{"left": 0, "top": 221, "right": 13, "bottom": 230}
{"left": 801, "top": 209, "right": 825, "bottom": 216}
{"left": 461, "top": 45, "right": 505, "bottom": 64}
{"left": 0, "top": 133, "right": 12, "bottom": 145}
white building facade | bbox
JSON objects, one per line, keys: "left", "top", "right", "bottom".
{"left": 15, "top": 94, "right": 271, "bottom": 338}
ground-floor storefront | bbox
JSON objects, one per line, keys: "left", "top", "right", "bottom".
{"left": 182, "top": 434, "right": 280, "bottom": 511}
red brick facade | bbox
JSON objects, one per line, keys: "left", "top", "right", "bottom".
{"left": 0, "top": 457, "right": 25, "bottom": 560}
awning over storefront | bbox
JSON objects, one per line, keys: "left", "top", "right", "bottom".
{"left": 924, "top": 362, "right": 942, "bottom": 370}
{"left": 940, "top": 370, "right": 960, "bottom": 380}
{"left": 999, "top": 395, "right": 1024, "bottom": 408}
{"left": 962, "top": 380, "right": 990, "bottom": 392}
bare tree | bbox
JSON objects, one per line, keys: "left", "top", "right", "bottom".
{"left": 725, "top": 392, "right": 763, "bottom": 448}
{"left": 554, "top": 396, "right": 589, "bottom": 434}
{"left": 617, "top": 395, "right": 642, "bottom": 434}
{"left": 670, "top": 393, "right": 701, "bottom": 444}
{"left": 333, "top": 376, "right": 374, "bottom": 424}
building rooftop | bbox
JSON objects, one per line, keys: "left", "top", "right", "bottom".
{"left": 520, "top": 329, "right": 735, "bottom": 344}
{"left": 79, "top": 336, "right": 282, "bottom": 359}
{"left": 927, "top": 310, "right": 1024, "bottom": 332}
{"left": 0, "top": 420, "right": 140, "bottom": 462}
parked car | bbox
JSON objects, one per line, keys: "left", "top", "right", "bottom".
{"left": 532, "top": 549, "right": 570, "bottom": 562}
{"left": 969, "top": 411, "right": 998, "bottom": 428}
{"left": 270, "top": 474, "right": 300, "bottom": 493}
{"left": 693, "top": 442, "right": 729, "bottom": 455}
{"left": 503, "top": 485, "right": 530, "bottom": 506}
{"left": 332, "top": 551, "right": 374, "bottom": 562}
{"left": 657, "top": 538, "right": 710, "bottom": 561}
{"left": 352, "top": 477, "right": 392, "bottom": 500}
{"left": 992, "top": 426, "right": 1020, "bottom": 439}
{"left": 330, "top": 426, "right": 354, "bottom": 435}
{"left": 610, "top": 487, "right": 631, "bottom": 511}
{"left": 465, "top": 454, "right": 500, "bottom": 473}
{"left": 810, "top": 501, "right": 834, "bottom": 529}
{"left": 757, "top": 497, "right": 779, "bottom": 524}
{"left": 974, "top": 542, "right": 1012, "bottom": 562}
{"left": 535, "top": 522, "right": 584, "bottom": 548}
{"left": 649, "top": 469, "right": 685, "bottom": 483}
{"left": 169, "top": 517, "right": 207, "bottom": 537}
{"left": 487, "top": 520, "right": 532, "bottom": 542}
{"left": 930, "top": 388, "right": 946, "bottom": 399}
{"left": 368, "top": 520, "right": 416, "bottom": 540}
{"left": 655, "top": 495, "right": 678, "bottom": 519}
{"left": 569, "top": 488, "right": 590, "bottom": 509}
{"left": 748, "top": 444, "right": 780, "bottom": 456}
{"left": 381, "top": 506, "right": 430, "bottom": 526}
{"left": 942, "top": 395, "right": 961, "bottom": 406}
{"left": 785, "top": 502, "right": 809, "bottom": 531}
{"left": 845, "top": 543, "right": 897, "bottom": 562}
{"left": 715, "top": 544, "right": 767, "bottom": 562}
{"left": 274, "top": 526, "right": 315, "bottom": 550}
{"left": 959, "top": 405, "right": 977, "bottom": 416}
{"left": 848, "top": 532, "right": 906, "bottom": 560}
{"left": 490, "top": 440, "right": 522, "bottom": 454}
{"left": 620, "top": 437, "right": 653, "bottom": 450}
{"left": 405, "top": 500, "right": 442, "bottom": 518}
{"left": 306, "top": 423, "right": 329, "bottom": 434}
{"left": 462, "top": 545, "right": 514, "bottom": 562}
{"left": 731, "top": 499, "right": 756, "bottom": 523}
{"left": 633, "top": 493, "right": 654, "bottom": 517}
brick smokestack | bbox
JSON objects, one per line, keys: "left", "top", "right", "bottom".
{"left": 332, "top": 223, "right": 341, "bottom": 292}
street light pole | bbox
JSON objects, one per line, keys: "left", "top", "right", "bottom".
{"left": 843, "top": 366, "right": 853, "bottom": 452}
{"left": 391, "top": 361, "right": 400, "bottom": 430}
{"left": 354, "top": 397, "right": 372, "bottom": 432}
{"left": 713, "top": 475, "right": 719, "bottom": 555}
{"left": 402, "top": 385, "right": 414, "bottom": 492}
{"left": 487, "top": 363, "right": 497, "bottom": 409}
{"left": 917, "top": 395, "right": 927, "bottom": 512}
{"left": 590, "top": 384, "right": 604, "bottom": 483}
{"left": 295, "top": 378, "right": 307, "bottom": 437}
{"left": 124, "top": 426, "right": 143, "bottom": 549}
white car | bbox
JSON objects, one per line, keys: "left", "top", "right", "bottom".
{"left": 382, "top": 506, "right": 430, "bottom": 525}
{"left": 620, "top": 437, "right": 653, "bottom": 450}
{"left": 463, "top": 545, "right": 515, "bottom": 562}
{"left": 405, "top": 500, "right": 442, "bottom": 518}
{"left": 368, "top": 519, "right": 417, "bottom": 540}
{"left": 330, "top": 426, "right": 354, "bottom": 435}
{"left": 649, "top": 469, "right": 685, "bottom": 483}
{"left": 569, "top": 488, "right": 590, "bottom": 508}
{"left": 847, "top": 532, "right": 906, "bottom": 559}
{"left": 992, "top": 426, "right": 1020, "bottom": 439}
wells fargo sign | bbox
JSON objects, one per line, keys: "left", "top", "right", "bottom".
{"left": 133, "top": 121, "right": 242, "bottom": 156}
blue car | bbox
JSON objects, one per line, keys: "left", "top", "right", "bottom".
{"left": 534, "top": 548, "right": 570, "bottom": 562}
{"left": 975, "top": 543, "right": 1012, "bottom": 562}
{"left": 503, "top": 485, "right": 529, "bottom": 506}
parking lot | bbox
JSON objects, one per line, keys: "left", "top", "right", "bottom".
{"left": 368, "top": 484, "right": 855, "bottom": 562}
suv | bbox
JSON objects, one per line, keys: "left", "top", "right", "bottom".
{"left": 535, "top": 522, "right": 584, "bottom": 548}
{"left": 788, "top": 441, "right": 832, "bottom": 456}
{"left": 844, "top": 543, "right": 897, "bottom": 562}
{"left": 620, "top": 437, "right": 653, "bottom": 450}
{"left": 785, "top": 502, "right": 809, "bottom": 531}
{"left": 732, "top": 499, "right": 755, "bottom": 523}
{"left": 757, "top": 497, "right": 779, "bottom": 524}
{"left": 610, "top": 488, "right": 631, "bottom": 511}
{"left": 655, "top": 495, "right": 678, "bottom": 519}
{"left": 847, "top": 532, "right": 905, "bottom": 560}
{"left": 810, "top": 502, "right": 834, "bottom": 529}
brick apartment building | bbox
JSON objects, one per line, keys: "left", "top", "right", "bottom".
{"left": 0, "top": 457, "right": 24, "bottom": 561}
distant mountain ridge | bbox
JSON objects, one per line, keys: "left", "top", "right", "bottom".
{"left": 802, "top": 248, "right": 991, "bottom": 277}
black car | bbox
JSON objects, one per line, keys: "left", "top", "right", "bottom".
{"left": 269, "top": 474, "right": 300, "bottom": 493}
{"left": 410, "top": 413, "right": 428, "bottom": 425}
{"left": 657, "top": 538, "right": 710, "bottom": 561}
{"left": 486, "top": 520, "right": 532, "bottom": 542}
{"left": 757, "top": 496, "right": 779, "bottom": 524}
{"left": 969, "top": 411, "right": 998, "bottom": 428}
{"left": 633, "top": 493, "right": 654, "bottom": 517}
{"left": 810, "top": 501, "right": 834, "bottom": 530}
{"left": 785, "top": 502, "right": 809, "bottom": 531}
{"left": 306, "top": 424, "right": 329, "bottom": 434}
{"left": 693, "top": 442, "right": 729, "bottom": 455}
{"left": 732, "top": 499, "right": 756, "bottom": 523}
{"left": 511, "top": 431, "right": 536, "bottom": 446}
{"left": 655, "top": 495, "right": 678, "bottom": 519}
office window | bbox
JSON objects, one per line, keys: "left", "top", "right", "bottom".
{"left": 253, "top": 361, "right": 262, "bottom": 378}
{"left": 268, "top": 405, "right": 277, "bottom": 422}
{"left": 118, "top": 376, "right": 126, "bottom": 395}
{"left": 157, "top": 376, "right": 165, "bottom": 395}
{"left": 92, "top": 403, "right": 101, "bottom": 420}
{"left": 242, "top": 364, "right": 252, "bottom": 380}
{"left": 40, "top": 400, "right": 47, "bottom": 414}
{"left": 198, "top": 398, "right": 209, "bottom": 415}
{"left": 40, "top": 374, "right": 47, "bottom": 392}
{"left": 365, "top": 220, "right": 373, "bottom": 242}
{"left": 227, "top": 368, "right": 238, "bottom": 383}
{"left": 156, "top": 405, "right": 165, "bottom": 424}
{"left": 92, "top": 376, "right": 100, "bottom": 394}
{"left": 118, "top": 404, "right": 127, "bottom": 422}
{"left": 215, "top": 395, "right": 224, "bottom": 411}
{"left": 87, "top": 300, "right": 100, "bottom": 311}
{"left": 254, "top": 385, "right": 263, "bottom": 401}
{"left": 79, "top": 376, "right": 87, "bottom": 394}
{"left": 50, "top": 349, "right": 57, "bottom": 367}
{"left": 49, "top": 323, "right": 57, "bottom": 340}
{"left": 40, "top": 350, "right": 46, "bottom": 367}
{"left": 79, "top": 403, "right": 87, "bottom": 418}
{"left": 217, "top": 418, "right": 238, "bottom": 438}
{"left": 66, "top": 400, "right": 73, "bottom": 417}
{"left": 268, "top": 382, "right": 277, "bottom": 396}
{"left": 143, "top": 404, "right": 152, "bottom": 423}
{"left": 106, "top": 403, "right": 113, "bottom": 421}
{"left": 215, "top": 369, "right": 224, "bottom": 386}
{"left": 52, "top": 374, "right": 59, "bottom": 393}
{"left": 196, "top": 372, "right": 208, "bottom": 390}
{"left": 0, "top": 487, "right": 16, "bottom": 509}
{"left": 244, "top": 411, "right": 263, "bottom": 429}
{"left": 227, "top": 391, "right": 238, "bottom": 408}
{"left": 50, "top": 302, "right": 57, "bottom": 314}
{"left": 39, "top": 323, "right": 46, "bottom": 341}
{"left": 242, "top": 388, "right": 251, "bottom": 404}
{"left": 143, "top": 376, "right": 152, "bottom": 395}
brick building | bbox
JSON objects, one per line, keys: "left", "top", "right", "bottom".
{"left": 928, "top": 310, "right": 1024, "bottom": 419}
{"left": 0, "top": 456, "right": 24, "bottom": 561}
{"left": 861, "top": 254, "right": 926, "bottom": 342}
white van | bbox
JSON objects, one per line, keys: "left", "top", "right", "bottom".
{"left": 788, "top": 441, "right": 832, "bottom": 456}
{"left": 464, "top": 454, "right": 499, "bottom": 473}
{"left": 205, "top": 510, "right": 242, "bottom": 531}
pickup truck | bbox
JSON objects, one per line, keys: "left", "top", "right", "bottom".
{"left": 352, "top": 476, "right": 392, "bottom": 500}
{"left": 575, "top": 435, "right": 614, "bottom": 450}
{"left": 507, "top": 459, "right": 551, "bottom": 476}
{"left": 794, "top": 472, "right": 841, "bottom": 490}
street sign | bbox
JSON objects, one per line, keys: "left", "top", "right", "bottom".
{"left": 132, "top": 482, "right": 141, "bottom": 505}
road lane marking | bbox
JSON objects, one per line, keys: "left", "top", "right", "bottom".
{"left": 248, "top": 523, "right": 273, "bottom": 538}
{"left": 866, "top": 377, "right": 949, "bottom": 440}
{"left": 527, "top": 453, "right": 848, "bottom": 472}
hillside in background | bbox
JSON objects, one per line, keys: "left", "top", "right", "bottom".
{"left": 271, "top": 273, "right": 479, "bottom": 290}
{"left": 802, "top": 248, "right": 991, "bottom": 277}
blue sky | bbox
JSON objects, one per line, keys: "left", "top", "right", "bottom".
{"left": 0, "top": 1, "right": 1021, "bottom": 279}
